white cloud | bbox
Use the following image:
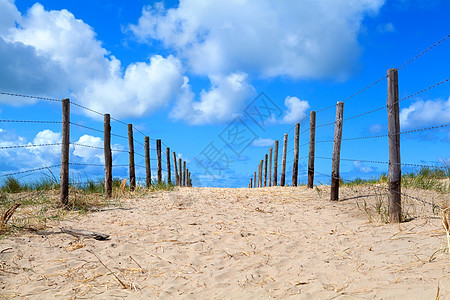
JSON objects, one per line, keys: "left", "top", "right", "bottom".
{"left": 251, "top": 138, "right": 275, "bottom": 148}
{"left": 170, "top": 72, "right": 255, "bottom": 125}
{"left": 73, "top": 135, "right": 104, "bottom": 163}
{"left": 353, "top": 161, "right": 374, "bottom": 173}
{"left": 400, "top": 97, "right": 450, "bottom": 129}
{"left": 369, "top": 123, "right": 384, "bottom": 134}
{"left": 0, "top": 3, "right": 186, "bottom": 118}
{"left": 280, "top": 96, "right": 310, "bottom": 124}
{"left": 129, "top": 0, "right": 384, "bottom": 79}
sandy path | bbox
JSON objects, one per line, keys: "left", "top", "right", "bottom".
{"left": 1, "top": 186, "right": 449, "bottom": 299}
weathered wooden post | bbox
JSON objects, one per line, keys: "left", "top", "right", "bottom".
{"left": 387, "top": 68, "right": 402, "bottom": 223}
{"left": 183, "top": 161, "right": 186, "bottom": 187}
{"left": 156, "top": 139, "right": 162, "bottom": 184}
{"left": 166, "top": 147, "right": 171, "bottom": 185}
{"left": 307, "top": 111, "right": 316, "bottom": 189}
{"left": 128, "top": 124, "right": 136, "bottom": 191}
{"left": 264, "top": 154, "right": 268, "bottom": 187}
{"left": 250, "top": 178, "right": 253, "bottom": 188}
{"left": 253, "top": 171, "right": 256, "bottom": 188}
{"left": 292, "top": 123, "right": 300, "bottom": 187}
{"left": 178, "top": 158, "right": 182, "bottom": 187}
{"left": 330, "top": 102, "right": 344, "bottom": 201}
{"left": 273, "top": 141, "right": 278, "bottom": 186}
{"left": 281, "top": 134, "right": 287, "bottom": 186}
{"left": 186, "top": 168, "right": 189, "bottom": 187}
{"left": 260, "top": 159, "right": 264, "bottom": 187}
{"left": 173, "top": 151, "right": 178, "bottom": 186}
{"left": 268, "top": 147, "right": 272, "bottom": 187}
{"left": 145, "top": 137, "right": 151, "bottom": 188}
{"left": 60, "top": 98, "right": 70, "bottom": 206}
{"left": 104, "top": 114, "right": 112, "bottom": 198}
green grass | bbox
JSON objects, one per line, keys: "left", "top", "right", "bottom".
{"left": 341, "top": 166, "right": 448, "bottom": 193}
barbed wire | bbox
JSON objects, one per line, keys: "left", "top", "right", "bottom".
{"left": 316, "top": 123, "right": 449, "bottom": 143}
{"left": 0, "top": 164, "right": 61, "bottom": 178}
{"left": 315, "top": 156, "right": 448, "bottom": 169}
{"left": 397, "top": 78, "right": 449, "bottom": 104}
{"left": 0, "top": 143, "right": 62, "bottom": 150}
{"left": 313, "top": 170, "right": 443, "bottom": 210}
{"left": 70, "top": 122, "right": 103, "bottom": 134}
{"left": 0, "top": 91, "right": 61, "bottom": 102}
{"left": 398, "top": 34, "right": 450, "bottom": 70}
{"left": 0, "top": 119, "right": 61, "bottom": 124}
{"left": 70, "top": 142, "right": 128, "bottom": 153}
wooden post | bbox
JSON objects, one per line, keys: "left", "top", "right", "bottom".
{"left": 104, "top": 114, "right": 112, "bottom": 198}
{"left": 307, "top": 111, "right": 316, "bottom": 189}
{"left": 186, "top": 168, "right": 189, "bottom": 187}
{"left": 60, "top": 98, "right": 70, "bottom": 206}
{"left": 145, "top": 137, "right": 151, "bottom": 188}
{"left": 292, "top": 123, "right": 300, "bottom": 187}
{"left": 281, "top": 134, "right": 287, "bottom": 186}
{"left": 183, "top": 161, "right": 186, "bottom": 187}
{"left": 156, "top": 139, "right": 162, "bottom": 184}
{"left": 128, "top": 124, "right": 136, "bottom": 191}
{"left": 250, "top": 178, "right": 253, "bottom": 188}
{"left": 268, "top": 147, "right": 272, "bottom": 187}
{"left": 273, "top": 141, "right": 278, "bottom": 186}
{"left": 253, "top": 171, "right": 256, "bottom": 188}
{"left": 260, "top": 159, "right": 264, "bottom": 187}
{"left": 330, "top": 102, "right": 344, "bottom": 201}
{"left": 178, "top": 158, "right": 182, "bottom": 187}
{"left": 387, "top": 68, "right": 402, "bottom": 223}
{"left": 173, "top": 151, "right": 178, "bottom": 186}
{"left": 264, "top": 154, "right": 268, "bottom": 187}
{"left": 166, "top": 147, "right": 171, "bottom": 185}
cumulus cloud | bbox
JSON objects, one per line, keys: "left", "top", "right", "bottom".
{"left": 0, "top": 2, "right": 186, "bottom": 118}
{"left": 400, "top": 97, "right": 450, "bottom": 129}
{"left": 170, "top": 72, "right": 255, "bottom": 125}
{"left": 251, "top": 138, "right": 275, "bottom": 147}
{"left": 280, "top": 96, "right": 310, "bottom": 124}
{"left": 129, "top": 0, "right": 384, "bottom": 79}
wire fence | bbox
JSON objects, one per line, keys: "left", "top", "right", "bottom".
{"left": 0, "top": 91, "right": 193, "bottom": 202}
{"left": 247, "top": 34, "right": 449, "bottom": 219}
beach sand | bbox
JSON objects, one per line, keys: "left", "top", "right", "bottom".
{"left": 1, "top": 186, "right": 449, "bottom": 299}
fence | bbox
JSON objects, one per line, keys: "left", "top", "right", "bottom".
{"left": 0, "top": 95, "right": 193, "bottom": 206}
{"left": 246, "top": 34, "right": 449, "bottom": 223}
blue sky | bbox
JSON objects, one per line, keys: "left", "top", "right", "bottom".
{"left": 0, "top": 0, "right": 449, "bottom": 188}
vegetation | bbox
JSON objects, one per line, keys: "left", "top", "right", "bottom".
{"left": 0, "top": 174, "right": 177, "bottom": 237}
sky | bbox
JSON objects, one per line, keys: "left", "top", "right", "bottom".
{"left": 0, "top": 0, "right": 449, "bottom": 188}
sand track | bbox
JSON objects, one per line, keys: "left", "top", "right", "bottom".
{"left": 1, "top": 186, "right": 449, "bottom": 299}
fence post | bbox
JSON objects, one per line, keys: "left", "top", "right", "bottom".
{"left": 307, "top": 111, "right": 316, "bottom": 189}
{"left": 173, "top": 151, "right": 178, "bottom": 186}
{"left": 104, "top": 114, "right": 112, "bottom": 198}
{"left": 178, "top": 158, "right": 182, "bottom": 187}
{"left": 250, "top": 177, "right": 253, "bottom": 188}
{"left": 268, "top": 147, "right": 272, "bottom": 187}
{"left": 183, "top": 161, "right": 186, "bottom": 187}
{"left": 292, "top": 123, "right": 300, "bottom": 187}
{"left": 264, "top": 154, "right": 268, "bottom": 187}
{"left": 253, "top": 171, "right": 256, "bottom": 188}
{"left": 156, "top": 139, "right": 162, "bottom": 184}
{"left": 145, "top": 137, "right": 151, "bottom": 188}
{"left": 128, "top": 124, "right": 136, "bottom": 191}
{"left": 331, "top": 102, "right": 344, "bottom": 201}
{"left": 273, "top": 140, "right": 278, "bottom": 186}
{"left": 166, "top": 147, "right": 171, "bottom": 185}
{"left": 60, "top": 98, "right": 70, "bottom": 206}
{"left": 281, "top": 134, "right": 287, "bottom": 186}
{"left": 387, "top": 68, "right": 402, "bottom": 223}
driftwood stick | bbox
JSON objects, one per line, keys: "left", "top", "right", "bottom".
{"left": 1, "top": 203, "right": 21, "bottom": 228}
{"left": 87, "top": 249, "right": 128, "bottom": 289}
{"left": 60, "top": 227, "right": 110, "bottom": 240}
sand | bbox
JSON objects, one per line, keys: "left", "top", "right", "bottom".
{"left": 1, "top": 186, "right": 449, "bottom": 299}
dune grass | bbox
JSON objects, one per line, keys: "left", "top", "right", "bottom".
{"left": 0, "top": 175, "right": 177, "bottom": 237}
